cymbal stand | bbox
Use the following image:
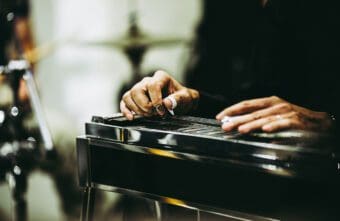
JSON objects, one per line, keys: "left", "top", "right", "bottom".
{"left": 0, "top": 60, "right": 55, "bottom": 221}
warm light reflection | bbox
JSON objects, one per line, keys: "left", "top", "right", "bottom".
{"left": 163, "top": 197, "right": 187, "bottom": 207}
{"left": 148, "top": 148, "right": 179, "bottom": 159}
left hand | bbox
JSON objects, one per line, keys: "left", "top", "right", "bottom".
{"left": 216, "top": 96, "right": 334, "bottom": 133}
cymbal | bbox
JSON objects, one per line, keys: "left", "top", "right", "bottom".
{"left": 79, "top": 33, "right": 190, "bottom": 49}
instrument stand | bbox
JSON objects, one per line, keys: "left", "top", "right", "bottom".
{"left": 0, "top": 60, "right": 55, "bottom": 221}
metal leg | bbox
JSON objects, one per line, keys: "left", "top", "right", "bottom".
{"left": 23, "top": 70, "right": 54, "bottom": 152}
{"left": 154, "top": 201, "right": 162, "bottom": 221}
{"left": 80, "top": 187, "right": 96, "bottom": 221}
{"left": 196, "top": 209, "right": 200, "bottom": 221}
{"left": 7, "top": 167, "right": 28, "bottom": 221}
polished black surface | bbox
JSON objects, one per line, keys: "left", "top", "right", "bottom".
{"left": 78, "top": 114, "right": 340, "bottom": 220}
{"left": 86, "top": 115, "right": 340, "bottom": 178}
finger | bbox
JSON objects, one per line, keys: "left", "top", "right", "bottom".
{"left": 130, "top": 86, "right": 153, "bottom": 114}
{"left": 120, "top": 100, "right": 133, "bottom": 120}
{"left": 147, "top": 71, "right": 171, "bottom": 115}
{"left": 216, "top": 96, "right": 278, "bottom": 120}
{"left": 221, "top": 103, "right": 293, "bottom": 131}
{"left": 163, "top": 94, "right": 177, "bottom": 111}
{"left": 147, "top": 81, "right": 164, "bottom": 115}
{"left": 236, "top": 115, "right": 282, "bottom": 133}
{"left": 262, "top": 118, "right": 303, "bottom": 132}
{"left": 122, "top": 92, "right": 146, "bottom": 115}
{"left": 163, "top": 89, "right": 192, "bottom": 114}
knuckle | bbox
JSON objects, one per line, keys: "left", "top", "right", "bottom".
{"left": 290, "top": 119, "right": 300, "bottom": 128}
{"left": 188, "top": 91, "right": 195, "bottom": 101}
{"left": 155, "top": 82, "right": 163, "bottom": 89}
{"left": 290, "top": 111, "right": 298, "bottom": 116}
{"left": 291, "top": 111, "right": 302, "bottom": 119}
{"left": 145, "top": 81, "right": 153, "bottom": 90}
{"left": 177, "top": 93, "right": 185, "bottom": 101}
{"left": 144, "top": 102, "right": 153, "bottom": 109}
{"left": 147, "top": 80, "right": 161, "bottom": 90}
{"left": 183, "top": 89, "right": 191, "bottom": 97}
{"left": 277, "top": 103, "right": 291, "bottom": 111}
{"left": 131, "top": 83, "right": 140, "bottom": 91}
{"left": 130, "top": 88, "right": 138, "bottom": 97}
{"left": 241, "top": 101, "right": 251, "bottom": 107}
{"left": 270, "top": 115, "right": 278, "bottom": 121}
{"left": 181, "top": 89, "right": 192, "bottom": 101}
{"left": 122, "top": 91, "right": 130, "bottom": 100}
{"left": 154, "top": 70, "right": 168, "bottom": 78}
{"left": 286, "top": 120, "right": 293, "bottom": 128}
{"left": 270, "top": 95, "right": 279, "bottom": 101}
{"left": 253, "top": 114, "right": 262, "bottom": 120}
{"left": 141, "top": 77, "right": 151, "bottom": 83}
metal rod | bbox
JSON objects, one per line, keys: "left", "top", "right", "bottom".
{"left": 81, "top": 187, "right": 96, "bottom": 221}
{"left": 154, "top": 201, "right": 162, "bottom": 221}
{"left": 7, "top": 168, "right": 28, "bottom": 221}
{"left": 23, "top": 70, "right": 53, "bottom": 151}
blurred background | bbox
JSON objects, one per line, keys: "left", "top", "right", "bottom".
{"left": 0, "top": 0, "right": 202, "bottom": 220}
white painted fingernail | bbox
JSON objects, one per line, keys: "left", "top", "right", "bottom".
{"left": 165, "top": 95, "right": 177, "bottom": 115}
{"left": 168, "top": 109, "right": 175, "bottom": 116}
{"left": 221, "top": 115, "right": 242, "bottom": 124}
{"left": 168, "top": 95, "right": 177, "bottom": 110}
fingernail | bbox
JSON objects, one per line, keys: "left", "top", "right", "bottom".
{"left": 127, "top": 113, "right": 133, "bottom": 120}
{"left": 262, "top": 125, "right": 271, "bottom": 131}
{"left": 238, "top": 125, "right": 249, "bottom": 134}
{"left": 167, "top": 109, "right": 175, "bottom": 116}
{"left": 221, "top": 116, "right": 232, "bottom": 124}
{"left": 222, "top": 122, "right": 234, "bottom": 131}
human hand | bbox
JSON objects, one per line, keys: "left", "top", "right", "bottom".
{"left": 120, "top": 70, "right": 199, "bottom": 120}
{"left": 216, "top": 96, "right": 333, "bottom": 133}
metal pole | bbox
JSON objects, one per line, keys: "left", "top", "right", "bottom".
{"left": 7, "top": 166, "right": 28, "bottom": 221}
{"left": 23, "top": 70, "right": 53, "bottom": 151}
{"left": 80, "top": 187, "right": 96, "bottom": 221}
{"left": 154, "top": 201, "right": 162, "bottom": 221}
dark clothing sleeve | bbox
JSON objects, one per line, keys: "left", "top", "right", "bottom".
{"left": 185, "top": 0, "right": 340, "bottom": 124}
{"left": 191, "top": 91, "right": 231, "bottom": 118}
{"left": 13, "top": 0, "right": 30, "bottom": 17}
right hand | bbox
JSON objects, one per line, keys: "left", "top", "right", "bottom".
{"left": 120, "top": 70, "right": 200, "bottom": 120}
